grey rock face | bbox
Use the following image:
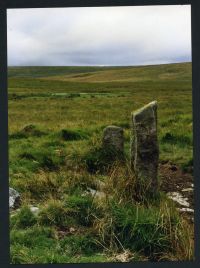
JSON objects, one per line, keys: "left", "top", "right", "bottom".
{"left": 130, "top": 101, "right": 159, "bottom": 193}
{"left": 102, "top": 126, "right": 124, "bottom": 153}
{"left": 9, "top": 187, "right": 21, "bottom": 209}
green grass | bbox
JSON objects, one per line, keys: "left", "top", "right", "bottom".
{"left": 9, "top": 63, "right": 193, "bottom": 263}
{"left": 10, "top": 206, "right": 37, "bottom": 229}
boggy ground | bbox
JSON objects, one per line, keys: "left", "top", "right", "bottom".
{"left": 9, "top": 63, "right": 194, "bottom": 263}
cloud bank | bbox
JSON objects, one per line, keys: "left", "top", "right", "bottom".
{"left": 7, "top": 5, "right": 191, "bottom": 66}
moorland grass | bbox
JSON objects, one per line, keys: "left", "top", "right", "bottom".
{"left": 9, "top": 63, "right": 193, "bottom": 263}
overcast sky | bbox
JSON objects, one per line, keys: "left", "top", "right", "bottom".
{"left": 7, "top": 5, "right": 191, "bottom": 66}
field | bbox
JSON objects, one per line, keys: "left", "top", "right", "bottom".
{"left": 9, "top": 63, "right": 194, "bottom": 263}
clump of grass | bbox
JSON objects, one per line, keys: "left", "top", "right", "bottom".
{"left": 92, "top": 163, "right": 194, "bottom": 260}
{"left": 22, "top": 124, "right": 46, "bottom": 136}
{"left": 84, "top": 145, "right": 125, "bottom": 174}
{"left": 103, "top": 162, "right": 160, "bottom": 204}
{"left": 93, "top": 198, "right": 193, "bottom": 261}
{"left": 10, "top": 124, "right": 46, "bottom": 139}
{"left": 40, "top": 155, "right": 60, "bottom": 171}
{"left": 38, "top": 196, "right": 99, "bottom": 228}
{"left": 63, "top": 195, "right": 100, "bottom": 226}
{"left": 60, "top": 172, "right": 99, "bottom": 196}
{"left": 19, "top": 152, "right": 36, "bottom": 161}
{"left": 38, "top": 200, "right": 75, "bottom": 227}
{"left": 10, "top": 206, "right": 37, "bottom": 229}
{"left": 11, "top": 171, "right": 66, "bottom": 201}
{"left": 60, "top": 129, "right": 88, "bottom": 141}
{"left": 60, "top": 233, "right": 102, "bottom": 255}
{"left": 103, "top": 162, "right": 136, "bottom": 202}
{"left": 18, "top": 147, "right": 65, "bottom": 172}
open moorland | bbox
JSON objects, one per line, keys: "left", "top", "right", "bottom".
{"left": 9, "top": 63, "right": 194, "bottom": 263}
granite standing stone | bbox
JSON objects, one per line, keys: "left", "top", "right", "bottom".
{"left": 102, "top": 126, "right": 124, "bottom": 153}
{"left": 130, "top": 101, "right": 159, "bottom": 193}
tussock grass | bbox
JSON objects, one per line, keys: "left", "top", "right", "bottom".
{"left": 37, "top": 197, "right": 97, "bottom": 228}
{"left": 84, "top": 145, "right": 125, "bottom": 174}
{"left": 60, "top": 233, "right": 102, "bottom": 255}
{"left": 38, "top": 199, "right": 75, "bottom": 227}
{"left": 91, "top": 164, "right": 193, "bottom": 261}
{"left": 10, "top": 206, "right": 37, "bottom": 229}
{"left": 63, "top": 195, "right": 102, "bottom": 227}
{"left": 10, "top": 124, "right": 47, "bottom": 139}
{"left": 82, "top": 132, "right": 126, "bottom": 174}
{"left": 60, "top": 129, "right": 89, "bottom": 141}
{"left": 93, "top": 199, "right": 193, "bottom": 261}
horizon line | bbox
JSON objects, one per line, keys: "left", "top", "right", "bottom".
{"left": 8, "top": 61, "right": 192, "bottom": 68}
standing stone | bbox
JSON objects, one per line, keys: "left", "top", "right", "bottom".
{"left": 130, "top": 101, "right": 159, "bottom": 193}
{"left": 102, "top": 126, "right": 124, "bottom": 154}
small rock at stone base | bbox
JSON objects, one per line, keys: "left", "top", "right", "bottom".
{"left": 9, "top": 187, "right": 21, "bottom": 209}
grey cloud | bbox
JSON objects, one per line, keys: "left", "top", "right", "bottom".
{"left": 7, "top": 5, "right": 191, "bottom": 66}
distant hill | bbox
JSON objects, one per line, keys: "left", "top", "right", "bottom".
{"left": 8, "top": 62, "right": 192, "bottom": 83}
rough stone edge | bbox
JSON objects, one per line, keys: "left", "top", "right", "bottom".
{"left": 132, "top": 101, "right": 158, "bottom": 118}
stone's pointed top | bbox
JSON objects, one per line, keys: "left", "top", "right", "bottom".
{"left": 132, "top": 101, "right": 157, "bottom": 117}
